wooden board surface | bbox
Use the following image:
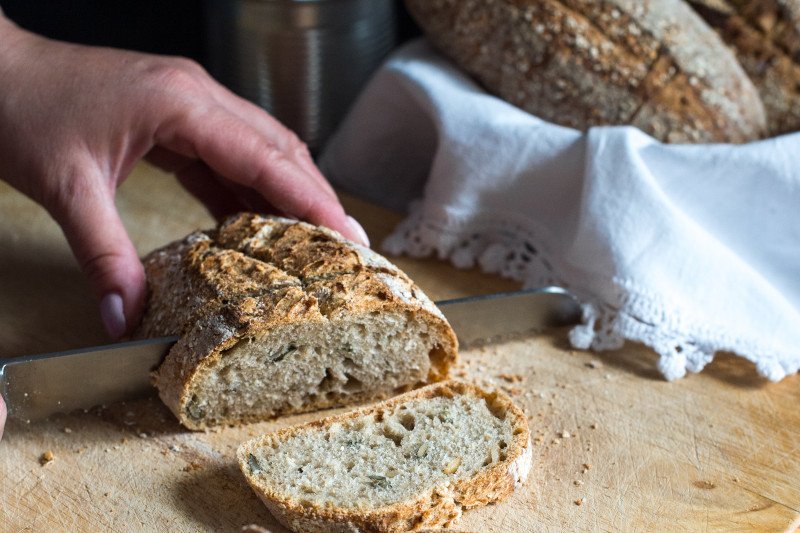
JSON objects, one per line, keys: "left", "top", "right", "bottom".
{"left": 1, "top": 163, "right": 798, "bottom": 532}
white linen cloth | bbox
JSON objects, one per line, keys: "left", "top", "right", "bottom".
{"left": 321, "top": 40, "right": 800, "bottom": 381}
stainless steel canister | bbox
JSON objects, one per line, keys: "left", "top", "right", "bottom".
{"left": 205, "top": 0, "right": 397, "bottom": 152}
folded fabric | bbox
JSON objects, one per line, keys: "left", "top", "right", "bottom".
{"left": 321, "top": 39, "right": 800, "bottom": 382}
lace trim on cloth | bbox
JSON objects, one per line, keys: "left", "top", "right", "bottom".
{"left": 383, "top": 203, "right": 797, "bottom": 382}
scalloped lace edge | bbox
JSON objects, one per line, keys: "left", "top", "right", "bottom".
{"left": 382, "top": 204, "right": 799, "bottom": 382}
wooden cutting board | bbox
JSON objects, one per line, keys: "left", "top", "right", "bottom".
{"left": 1, "top": 163, "right": 798, "bottom": 532}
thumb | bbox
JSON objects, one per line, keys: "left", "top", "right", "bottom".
{"left": 0, "top": 393, "right": 6, "bottom": 442}
{"left": 51, "top": 178, "right": 146, "bottom": 340}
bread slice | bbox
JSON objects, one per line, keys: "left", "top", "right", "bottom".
{"left": 237, "top": 381, "right": 532, "bottom": 532}
{"left": 405, "top": 0, "right": 767, "bottom": 143}
{"left": 134, "top": 213, "right": 458, "bottom": 430}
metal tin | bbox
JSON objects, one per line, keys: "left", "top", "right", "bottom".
{"left": 205, "top": 0, "right": 397, "bottom": 152}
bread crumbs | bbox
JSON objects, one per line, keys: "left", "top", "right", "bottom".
{"left": 39, "top": 450, "right": 55, "bottom": 466}
{"left": 241, "top": 525, "right": 272, "bottom": 533}
{"left": 182, "top": 461, "right": 202, "bottom": 473}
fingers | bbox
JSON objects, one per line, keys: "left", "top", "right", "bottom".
{"left": 50, "top": 170, "right": 146, "bottom": 339}
{"left": 147, "top": 146, "right": 247, "bottom": 219}
{"left": 0, "top": 393, "right": 6, "bottom": 442}
{"left": 144, "top": 61, "right": 368, "bottom": 245}
{"left": 155, "top": 107, "right": 370, "bottom": 246}
{"left": 148, "top": 148, "right": 282, "bottom": 221}
{"left": 173, "top": 159, "right": 249, "bottom": 221}
{"left": 204, "top": 88, "right": 339, "bottom": 201}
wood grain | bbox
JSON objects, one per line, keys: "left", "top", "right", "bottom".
{"left": 0, "top": 163, "right": 797, "bottom": 532}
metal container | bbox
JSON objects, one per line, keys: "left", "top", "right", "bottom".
{"left": 205, "top": 0, "right": 397, "bottom": 152}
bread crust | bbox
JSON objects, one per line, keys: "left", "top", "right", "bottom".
{"left": 405, "top": 0, "right": 767, "bottom": 143}
{"left": 689, "top": 0, "right": 800, "bottom": 135}
{"left": 134, "top": 214, "right": 458, "bottom": 430}
{"left": 237, "top": 381, "right": 532, "bottom": 533}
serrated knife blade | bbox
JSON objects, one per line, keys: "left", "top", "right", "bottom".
{"left": 0, "top": 286, "right": 580, "bottom": 422}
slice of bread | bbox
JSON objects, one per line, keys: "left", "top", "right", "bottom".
{"left": 135, "top": 213, "right": 458, "bottom": 430}
{"left": 237, "top": 381, "right": 532, "bottom": 532}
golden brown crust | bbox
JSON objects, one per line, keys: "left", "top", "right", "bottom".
{"left": 730, "top": 0, "right": 800, "bottom": 56}
{"left": 405, "top": 0, "right": 767, "bottom": 143}
{"left": 688, "top": 0, "right": 800, "bottom": 135}
{"left": 134, "top": 214, "right": 458, "bottom": 430}
{"left": 237, "top": 381, "right": 531, "bottom": 533}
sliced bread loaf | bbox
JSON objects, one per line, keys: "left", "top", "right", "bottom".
{"left": 237, "top": 381, "right": 532, "bottom": 533}
{"left": 135, "top": 213, "right": 458, "bottom": 430}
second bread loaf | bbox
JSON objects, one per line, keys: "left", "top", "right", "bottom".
{"left": 689, "top": 0, "right": 800, "bottom": 135}
{"left": 405, "top": 0, "right": 767, "bottom": 143}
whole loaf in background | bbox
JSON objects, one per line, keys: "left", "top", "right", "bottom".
{"left": 135, "top": 213, "right": 458, "bottom": 430}
{"left": 405, "top": 0, "right": 768, "bottom": 143}
{"left": 688, "top": 0, "right": 800, "bottom": 136}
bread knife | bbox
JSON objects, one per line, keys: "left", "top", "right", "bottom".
{"left": 0, "top": 286, "right": 580, "bottom": 422}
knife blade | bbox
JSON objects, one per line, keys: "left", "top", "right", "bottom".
{"left": 436, "top": 286, "right": 580, "bottom": 345}
{"left": 0, "top": 286, "right": 580, "bottom": 422}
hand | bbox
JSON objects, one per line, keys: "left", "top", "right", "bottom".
{"left": 0, "top": 394, "right": 5, "bottom": 441}
{"left": 0, "top": 17, "right": 369, "bottom": 341}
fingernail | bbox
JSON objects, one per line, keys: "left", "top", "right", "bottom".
{"left": 100, "top": 292, "right": 126, "bottom": 340}
{"left": 347, "top": 216, "right": 370, "bottom": 247}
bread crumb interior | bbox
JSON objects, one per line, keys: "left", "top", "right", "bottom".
{"left": 247, "top": 393, "right": 514, "bottom": 509}
{"left": 184, "top": 311, "right": 437, "bottom": 425}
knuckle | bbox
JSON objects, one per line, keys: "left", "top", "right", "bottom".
{"left": 80, "top": 249, "right": 144, "bottom": 290}
{"left": 81, "top": 251, "right": 123, "bottom": 283}
{"left": 256, "top": 146, "right": 295, "bottom": 182}
{"left": 78, "top": 250, "right": 131, "bottom": 301}
{"left": 283, "top": 129, "right": 304, "bottom": 149}
{"left": 144, "top": 58, "right": 208, "bottom": 96}
{"left": 249, "top": 144, "right": 317, "bottom": 213}
{"left": 297, "top": 195, "right": 325, "bottom": 220}
{"left": 291, "top": 137, "right": 313, "bottom": 161}
{"left": 153, "top": 66, "right": 197, "bottom": 92}
{"left": 171, "top": 56, "right": 207, "bottom": 75}
{"left": 275, "top": 127, "right": 311, "bottom": 158}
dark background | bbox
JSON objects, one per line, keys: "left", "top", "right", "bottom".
{"left": 0, "top": 1, "right": 420, "bottom": 67}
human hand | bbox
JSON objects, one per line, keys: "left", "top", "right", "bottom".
{"left": 0, "top": 394, "right": 5, "bottom": 441}
{"left": 0, "top": 17, "right": 369, "bottom": 341}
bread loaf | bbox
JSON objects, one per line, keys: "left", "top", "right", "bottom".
{"left": 405, "top": 0, "right": 767, "bottom": 143}
{"left": 237, "top": 381, "right": 531, "bottom": 532}
{"left": 688, "top": 0, "right": 800, "bottom": 135}
{"left": 135, "top": 213, "right": 458, "bottom": 430}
